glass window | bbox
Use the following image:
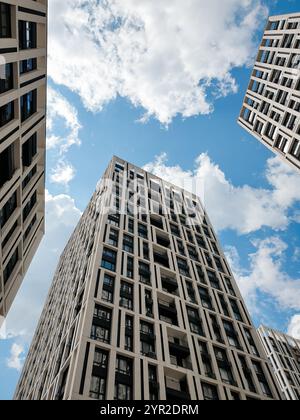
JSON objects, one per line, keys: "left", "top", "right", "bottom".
{"left": 114, "top": 383, "right": 132, "bottom": 400}
{"left": 0, "top": 63, "right": 13, "bottom": 93}
{"left": 19, "top": 21, "right": 37, "bottom": 49}
{"left": 101, "top": 248, "right": 117, "bottom": 272}
{"left": 0, "top": 3, "right": 11, "bottom": 38}
{"left": 20, "top": 58, "right": 37, "bottom": 74}
{"left": 3, "top": 247, "right": 18, "bottom": 285}
{"left": 0, "top": 191, "right": 17, "bottom": 228}
{"left": 0, "top": 101, "right": 14, "bottom": 127}
{"left": 108, "top": 214, "right": 120, "bottom": 227}
{"left": 127, "top": 256, "right": 134, "bottom": 279}
{"left": 123, "top": 234, "right": 134, "bottom": 253}
{"left": 20, "top": 90, "right": 37, "bottom": 122}
{"left": 22, "top": 133, "right": 37, "bottom": 167}
{"left": 93, "top": 349, "right": 108, "bottom": 369}
{"left": 108, "top": 228, "right": 119, "bottom": 247}
{"left": 138, "top": 223, "right": 148, "bottom": 239}
{"left": 202, "top": 383, "right": 219, "bottom": 400}
{"left": 90, "top": 377, "right": 106, "bottom": 400}
{"left": 0, "top": 143, "right": 15, "bottom": 188}
{"left": 116, "top": 357, "right": 132, "bottom": 376}
{"left": 91, "top": 325, "right": 110, "bottom": 343}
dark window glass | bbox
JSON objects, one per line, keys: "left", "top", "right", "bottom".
{"left": 22, "top": 165, "right": 37, "bottom": 190}
{"left": 2, "top": 220, "right": 18, "bottom": 249}
{"left": 20, "top": 58, "right": 37, "bottom": 74}
{"left": 24, "top": 214, "right": 37, "bottom": 241}
{"left": 0, "top": 101, "right": 14, "bottom": 127}
{"left": 23, "top": 191, "right": 37, "bottom": 221}
{"left": 114, "top": 383, "right": 132, "bottom": 400}
{"left": 91, "top": 305, "right": 112, "bottom": 344}
{"left": 22, "top": 133, "right": 37, "bottom": 167}
{"left": 0, "top": 143, "right": 15, "bottom": 187}
{"left": 139, "top": 261, "right": 151, "bottom": 284}
{"left": 198, "top": 286, "right": 213, "bottom": 310}
{"left": 108, "top": 228, "right": 118, "bottom": 247}
{"left": 90, "top": 349, "right": 108, "bottom": 400}
{"left": 138, "top": 223, "right": 148, "bottom": 239}
{"left": 0, "top": 191, "right": 17, "bottom": 228}
{"left": 3, "top": 247, "right": 18, "bottom": 285}
{"left": 177, "top": 257, "right": 190, "bottom": 277}
{"left": 21, "top": 90, "right": 37, "bottom": 122}
{"left": 123, "top": 234, "right": 134, "bottom": 253}
{"left": 19, "top": 21, "right": 37, "bottom": 49}
{"left": 101, "top": 248, "right": 117, "bottom": 272}
{"left": 0, "top": 63, "right": 13, "bottom": 93}
{"left": 120, "top": 281, "right": 134, "bottom": 310}
{"left": 90, "top": 377, "right": 106, "bottom": 400}
{"left": 127, "top": 256, "right": 134, "bottom": 279}
{"left": 0, "top": 3, "right": 11, "bottom": 38}
{"left": 202, "top": 382, "right": 219, "bottom": 400}
{"left": 108, "top": 213, "right": 120, "bottom": 227}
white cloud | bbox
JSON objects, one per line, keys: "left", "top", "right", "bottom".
{"left": 48, "top": 0, "right": 268, "bottom": 124}
{"left": 47, "top": 86, "right": 81, "bottom": 154}
{"left": 292, "top": 247, "right": 300, "bottom": 263}
{"left": 6, "top": 344, "right": 25, "bottom": 372}
{"left": 47, "top": 87, "right": 81, "bottom": 187}
{"left": 287, "top": 315, "right": 300, "bottom": 340}
{"left": 1, "top": 191, "right": 82, "bottom": 342}
{"left": 50, "top": 160, "right": 76, "bottom": 186}
{"left": 144, "top": 153, "right": 300, "bottom": 234}
{"left": 227, "top": 237, "right": 300, "bottom": 312}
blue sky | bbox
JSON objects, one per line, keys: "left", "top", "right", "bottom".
{"left": 1, "top": 0, "right": 300, "bottom": 400}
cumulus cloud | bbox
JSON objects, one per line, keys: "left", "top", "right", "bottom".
{"left": 50, "top": 160, "right": 76, "bottom": 186}
{"left": 227, "top": 237, "right": 300, "bottom": 312}
{"left": 47, "top": 87, "right": 82, "bottom": 154}
{"left": 287, "top": 315, "right": 300, "bottom": 340}
{"left": 144, "top": 153, "right": 300, "bottom": 234}
{"left": 47, "top": 87, "right": 81, "bottom": 187}
{"left": 292, "top": 247, "right": 300, "bottom": 263}
{"left": 48, "top": 0, "right": 267, "bottom": 124}
{"left": 1, "top": 191, "right": 82, "bottom": 341}
{"left": 6, "top": 344, "right": 25, "bottom": 372}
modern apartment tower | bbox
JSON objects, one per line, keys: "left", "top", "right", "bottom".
{"left": 258, "top": 326, "right": 300, "bottom": 400}
{"left": 15, "top": 157, "right": 281, "bottom": 401}
{"left": 0, "top": 0, "right": 47, "bottom": 319}
{"left": 238, "top": 12, "right": 300, "bottom": 172}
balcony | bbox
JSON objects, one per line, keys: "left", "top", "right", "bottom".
{"left": 165, "top": 378, "right": 190, "bottom": 401}
{"left": 169, "top": 340, "right": 190, "bottom": 358}
{"left": 154, "top": 251, "right": 170, "bottom": 269}
{"left": 158, "top": 299, "right": 176, "bottom": 313}
{"left": 140, "top": 330, "right": 156, "bottom": 343}
{"left": 151, "top": 216, "right": 164, "bottom": 230}
{"left": 157, "top": 234, "right": 170, "bottom": 248}
{"left": 159, "top": 300, "right": 178, "bottom": 326}
{"left": 141, "top": 351, "right": 157, "bottom": 360}
{"left": 170, "top": 355, "right": 193, "bottom": 371}
{"left": 161, "top": 276, "right": 178, "bottom": 295}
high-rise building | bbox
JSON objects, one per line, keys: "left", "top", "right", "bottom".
{"left": 238, "top": 12, "right": 300, "bottom": 173}
{"left": 0, "top": 1, "right": 47, "bottom": 319}
{"left": 258, "top": 325, "right": 300, "bottom": 400}
{"left": 14, "top": 157, "right": 282, "bottom": 401}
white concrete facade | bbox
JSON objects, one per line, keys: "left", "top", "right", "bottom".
{"left": 15, "top": 157, "right": 282, "bottom": 401}
{"left": 239, "top": 12, "right": 300, "bottom": 172}
{"left": 258, "top": 326, "right": 300, "bottom": 400}
{"left": 0, "top": 0, "right": 47, "bottom": 318}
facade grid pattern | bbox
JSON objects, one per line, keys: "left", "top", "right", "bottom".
{"left": 14, "top": 157, "right": 282, "bottom": 401}
{"left": 239, "top": 12, "right": 300, "bottom": 173}
{"left": 0, "top": 0, "right": 47, "bottom": 318}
